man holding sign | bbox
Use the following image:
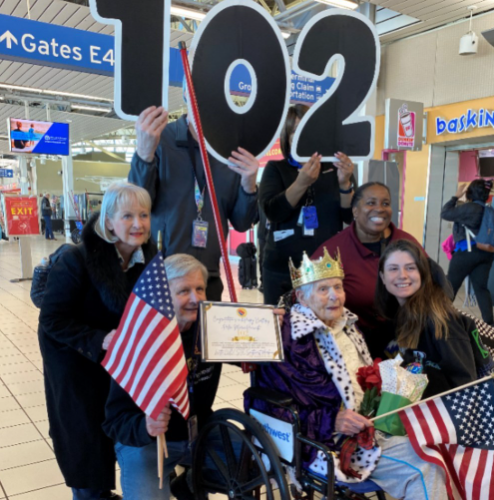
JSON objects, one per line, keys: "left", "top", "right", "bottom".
{"left": 129, "top": 106, "right": 259, "bottom": 301}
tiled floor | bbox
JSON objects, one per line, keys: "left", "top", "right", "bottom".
{"left": 0, "top": 236, "right": 483, "bottom": 499}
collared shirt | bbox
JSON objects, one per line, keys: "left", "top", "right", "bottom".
{"left": 319, "top": 315, "right": 366, "bottom": 409}
{"left": 115, "top": 246, "right": 145, "bottom": 272}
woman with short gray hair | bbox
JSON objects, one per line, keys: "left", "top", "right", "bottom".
{"left": 38, "top": 181, "right": 156, "bottom": 500}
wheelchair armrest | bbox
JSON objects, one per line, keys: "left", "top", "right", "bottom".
{"left": 245, "top": 387, "right": 294, "bottom": 408}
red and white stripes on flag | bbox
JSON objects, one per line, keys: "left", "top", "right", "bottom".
{"left": 400, "top": 378, "right": 494, "bottom": 500}
{"left": 103, "top": 254, "right": 190, "bottom": 421}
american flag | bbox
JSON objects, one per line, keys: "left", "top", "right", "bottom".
{"left": 102, "top": 253, "right": 190, "bottom": 421}
{"left": 400, "top": 377, "right": 494, "bottom": 500}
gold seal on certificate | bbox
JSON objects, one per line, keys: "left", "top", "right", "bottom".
{"left": 199, "top": 302, "right": 284, "bottom": 362}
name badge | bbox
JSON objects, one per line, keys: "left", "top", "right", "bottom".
{"left": 192, "top": 220, "right": 208, "bottom": 248}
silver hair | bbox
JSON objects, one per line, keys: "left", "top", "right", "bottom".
{"left": 297, "top": 282, "right": 316, "bottom": 300}
{"left": 94, "top": 181, "right": 152, "bottom": 243}
{"left": 165, "top": 253, "right": 208, "bottom": 285}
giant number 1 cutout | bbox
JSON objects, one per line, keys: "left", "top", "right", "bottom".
{"left": 292, "top": 10, "right": 380, "bottom": 162}
{"left": 89, "top": 0, "right": 171, "bottom": 120}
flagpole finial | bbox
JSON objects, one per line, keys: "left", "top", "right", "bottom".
{"left": 157, "top": 230, "right": 162, "bottom": 252}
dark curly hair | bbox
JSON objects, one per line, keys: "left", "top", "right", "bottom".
{"left": 466, "top": 179, "right": 493, "bottom": 203}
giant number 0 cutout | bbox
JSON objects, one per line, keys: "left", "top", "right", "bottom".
{"left": 291, "top": 10, "right": 380, "bottom": 162}
{"left": 188, "top": 0, "right": 291, "bottom": 164}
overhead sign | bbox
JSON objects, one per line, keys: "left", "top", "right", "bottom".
{"left": 0, "top": 13, "right": 184, "bottom": 85}
{"left": 436, "top": 108, "right": 494, "bottom": 136}
{"left": 0, "top": 168, "right": 13, "bottom": 178}
{"left": 8, "top": 119, "right": 70, "bottom": 156}
{"left": 230, "top": 66, "right": 335, "bottom": 105}
{"left": 385, "top": 98, "right": 424, "bottom": 151}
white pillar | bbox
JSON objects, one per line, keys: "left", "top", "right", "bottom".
{"left": 357, "top": 2, "right": 378, "bottom": 185}
{"left": 16, "top": 156, "right": 33, "bottom": 280}
{"left": 62, "top": 145, "right": 75, "bottom": 242}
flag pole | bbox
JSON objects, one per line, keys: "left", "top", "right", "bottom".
{"left": 370, "top": 373, "right": 494, "bottom": 423}
{"left": 156, "top": 231, "right": 168, "bottom": 489}
{"left": 179, "top": 43, "right": 256, "bottom": 373}
{"left": 178, "top": 41, "right": 238, "bottom": 305}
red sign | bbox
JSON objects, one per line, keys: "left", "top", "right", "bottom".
{"left": 259, "top": 138, "right": 283, "bottom": 168}
{"left": 4, "top": 196, "right": 39, "bottom": 236}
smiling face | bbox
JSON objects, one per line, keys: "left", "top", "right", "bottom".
{"left": 169, "top": 269, "right": 207, "bottom": 332}
{"left": 297, "top": 278, "right": 345, "bottom": 327}
{"left": 380, "top": 250, "right": 422, "bottom": 306}
{"left": 353, "top": 185, "right": 392, "bottom": 241}
{"left": 106, "top": 202, "right": 150, "bottom": 253}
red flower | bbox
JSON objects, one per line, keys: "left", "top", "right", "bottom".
{"left": 357, "top": 358, "right": 382, "bottom": 394}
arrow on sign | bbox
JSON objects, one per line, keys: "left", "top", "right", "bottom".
{"left": 0, "top": 31, "right": 18, "bottom": 49}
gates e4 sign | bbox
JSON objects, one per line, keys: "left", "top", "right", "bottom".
{"left": 4, "top": 196, "right": 39, "bottom": 236}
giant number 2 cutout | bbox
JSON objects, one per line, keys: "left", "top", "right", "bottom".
{"left": 188, "top": 0, "right": 291, "bottom": 164}
{"left": 291, "top": 10, "right": 380, "bottom": 162}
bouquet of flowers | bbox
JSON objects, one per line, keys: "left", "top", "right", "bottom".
{"left": 373, "top": 355, "right": 428, "bottom": 436}
{"left": 356, "top": 358, "right": 382, "bottom": 418}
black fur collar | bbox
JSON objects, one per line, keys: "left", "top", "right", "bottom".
{"left": 81, "top": 213, "right": 155, "bottom": 314}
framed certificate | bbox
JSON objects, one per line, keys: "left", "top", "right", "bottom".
{"left": 199, "top": 302, "right": 284, "bottom": 362}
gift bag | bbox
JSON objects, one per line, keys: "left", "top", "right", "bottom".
{"left": 373, "top": 356, "right": 428, "bottom": 436}
{"left": 374, "top": 392, "right": 410, "bottom": 436}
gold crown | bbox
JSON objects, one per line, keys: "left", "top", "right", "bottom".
{"left": 289, "top": 247, "right": 344, "bottom": 289}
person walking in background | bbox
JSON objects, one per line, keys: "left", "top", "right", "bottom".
{"left": 41, "top": 192, "right": 56, "bottom": 240}
{"left": 441, "top": 179, "right": 494, "bottom": 325}
{"left": 260, "top": 104, "right": 355, "bottom": 305}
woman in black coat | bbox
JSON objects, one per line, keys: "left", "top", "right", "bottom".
{"left": 259, "top": 104, "right": 355, "bottom": 305}
{"left": 38, "top": 182, "right": 156, "bottom": 500}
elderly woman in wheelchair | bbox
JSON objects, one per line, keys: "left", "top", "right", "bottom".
{"left": 192, "top": 248, "right": 448, "bottom": 500}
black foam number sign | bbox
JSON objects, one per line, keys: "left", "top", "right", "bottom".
{"left": 188, "top": 0, "right": 291, "bottom": 163}
{"left": 291, "top": 10, "right": 380, "bottom": 162}
{"left": 89, "top": 0, "right": 170, "bottom": 120}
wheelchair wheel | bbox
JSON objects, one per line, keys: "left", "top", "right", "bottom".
{"left": 71, "top": 228, "right": 82, "bottom": 244}
{"left": 192, "top": 408, "right": 290, "bottom": 500}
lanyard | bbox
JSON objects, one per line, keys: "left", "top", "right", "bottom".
{"left": 187, "top": 131, "right": 206, "bottom": 216}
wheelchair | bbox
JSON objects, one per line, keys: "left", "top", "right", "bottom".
{"left": 192, "top": 385, "right": 386, "bottom": 500}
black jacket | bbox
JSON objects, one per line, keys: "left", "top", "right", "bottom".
{"left": 402, "top": 313, "right": 479, "bottom": 399}
{"left": 441, "top": 197, "right": 484, "bottom": 242}
{"left": 260, "top": 159, "right": 352, "bottom": 275}
{"left": 128, "top": 115, "right": 258, "bottom": 277}
{"left": 38, "top": 214, "right": 156, "bottom": 489}
{"left": 103, "top": 321, "right": 221, "bottom": 447}
{"left": 41, "top": 196, "right": 52, "bottom": 217}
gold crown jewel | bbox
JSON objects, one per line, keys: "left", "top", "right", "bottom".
{"left": 289, "top": 247, "right": 345, "bottom": 289}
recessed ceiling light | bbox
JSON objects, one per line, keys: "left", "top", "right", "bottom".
{"left": 313, "top": 0, "right": 358, "bottom": 9}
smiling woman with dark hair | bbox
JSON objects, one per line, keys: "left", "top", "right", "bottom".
{"left": 313, "top": 181, "right": 421, "bottom": 358}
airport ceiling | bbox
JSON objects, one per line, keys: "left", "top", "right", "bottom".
{"left": 1, "top": 0, "right": 494, "bottom": 157}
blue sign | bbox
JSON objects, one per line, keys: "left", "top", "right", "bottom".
{"left": 0, "top": 168, "right": 13, "bottom": 178}
{"left": 229, "top": 64, "right": 335, "bottom": 105}
{"left": 0, "top": 14, "right": 185, "bottom": 85}
{"left": 436, "top": 108, "right": 494, "bottom": 135}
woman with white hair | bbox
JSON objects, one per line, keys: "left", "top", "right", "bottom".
{"left": 38, "top": 181, "right": 156, "bottom": 500}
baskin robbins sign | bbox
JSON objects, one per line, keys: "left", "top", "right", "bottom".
{"left": 436, "top": 108, "right": 494, "bottom": 135}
